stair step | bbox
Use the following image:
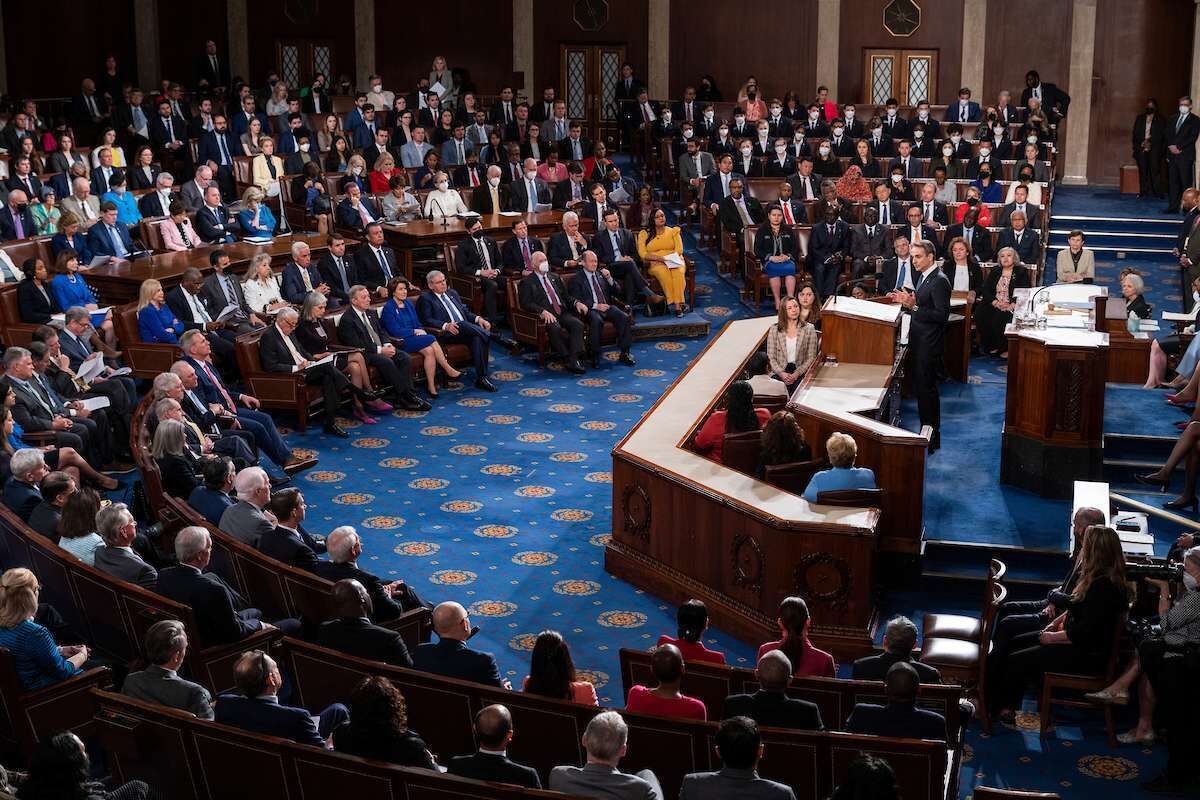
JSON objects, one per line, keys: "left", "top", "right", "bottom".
{"left": 1048, "top": 228, "right": 1176, "bottom": 241}
{"left": 1053, "top": 214, "right": 1182, "bottom": 225}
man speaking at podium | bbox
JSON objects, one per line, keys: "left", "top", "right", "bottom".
{"left": 888, "top": 241, "right": 950, "bottom": 453}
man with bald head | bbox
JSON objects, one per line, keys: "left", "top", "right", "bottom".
{"left": 722, "top": 650, "right": 824, "bottom": 731}
{"left": 508, "top": 156, "right": 551, "bottom": 212}
{"left": 471, "top": 165, "right": 508, "bottom": 214}
{"left": 447, "top": 704, "right": 541, "bottom": 788}
{"left": 316, "top": 579, "right": 412, "bottom": 667}
{"left": 0, "top": 189, "right": 34, "bottom": 241}
{"left": 313, "top": 526, "right": 427, "bottom": 621}
{"left": 412, "top": 601, "right": 508, "bottom": 687}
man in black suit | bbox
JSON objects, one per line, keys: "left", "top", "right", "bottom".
{"left": 1165, "top": 96, "right": 1200, "bottom": 213}
{"left": 196, "top": 40, "right": 229, "bottom": 89}
{"left": 889, "top": 139, "right": 924, "bottom": 178}
{"left": 508, "top": 158, "right": 552, "bottom": 213}
{"left": 416, "top": 270, "right": 496, "bottom": 391}
{"left": 889, "top": 241, "right": 950, "bottom": 452}
{"left": 26, "top": 471, "right": 72, "bottom": 540}
{"left": 215, "top": 648, "right": 345, "bottom": 747}
{"left": 852, "top": 616, "right": 941, "bottom": 683}
{"left": 553, "top": 163, "right": 589, "bottom": 211}
{"left": 156, "top": 526, "right": 294, "bottom": 645}
{"left": 520, "top": 253, "right": 587, "bottom": 374}
{"left": 490, "top": 86, "right": 517, "bottom": 129}
{"left": 471, "top": 166, "right": 509, "bottom": 214}
{"left": 593, "top": 209, "right": 662, "bottom": 311}
{"left": 869, "top": 182, "right": 903, "bottom": 228}
{"left": 316, "top": 579, "right": 413, "bottom": 667}
{"left": 809, "top": 206, "right": 850, "bottom": 301}
{"left": 568, "top": 251, "right": 634, "bottom": 368}
{"left": 773, "top": 182, "right": 808, "bottom": 228}
{"left": 166, "top": 268, "right": 236, "bottom": 369}
{"left": 195, "top": 185, "right": 237, "bottom": 244}
{"left": 579, "top": 183, "right": 618, "bottom": 226}
{"left": 998, "top": 184, "right": 1043, "bottom": 229}
{"left": 916, "top": 182, "right": 949, "bottom": 226}
{"left": 785, "top": 157, "right": 820, "bottom": 202}
{"left": 0, "top": 189, "right": 36, "bottom": 241}
{"left": 718, "top": 178, "right": 765, "bottom": 274}
{"left": 965, "top": 142, "right": 1003, "bottom": 180}
{"left": 3, "top": 346, "right": 100, "bottom": 467}
{"left": 557, "top": 122, "right": 593, "bottom": 163}
{"left": 412, "top": 601, "right": 508, "bottom": 687}
{"left": 1021, "top": 70, "right": 1071, "bottom": 121}
{"left": 500, "top": 219, "right": 546, "bottom": 273}
{"left": 865, "top": 122, "right": 895, "bottom": 158}
{"left": 353, "top": 222, "right": 400, "bottom": 298}
{"left": 337, "top": 286, "right": 428, "bottom": 411}
{"left": 456, "top": 219, "right": 505, "bottom": 325}
{"left": 259, "top": 309, "right": 355, "bottom": 437}
{"left": 71, "top": 79, "right": 108, "bottom": 143}
{"left": 996, "top": 211, "right": 1041, "bottom": 266}
{"left": 546, "top": 211, "right": 593, "bottom": 271}
{"left": 901, "top": 205, "right": 941, "bottom": 259}
{"left": 148, "top": 99, "right": 190, "bottom": 178}
{"left": 314, "top": 526, "right": 427, "bottom": 623}
{"left": 137, "top": 174, "right": 175, "bottom": 219}
{"left": 316, "top": 235, "right": 358, "bottom": 306}
{"left": 846, "top": 662, "right": 948, "bottom": 741}
{"left": 849, "top": 207, "right": 893, "bottom": 280}
{"left": 447, "top": 705, "right": 542, "bottom": 788}
{"left": 1132, "top": 99, "right": 1167, "bottom": 199}
{"left": 945, "top": 209, "right": 994, "bottom": 262}
{"left": 6, "top": 156, "right": 42, "bottom": 201}
{"left": 723, "top": 650, "right": 823, "bottom": 731}
{"left": 880, "top": 99, "right": 909, "bottom": 141}
{"left": 257, "top": 488, "right": 322, "bottom": 571}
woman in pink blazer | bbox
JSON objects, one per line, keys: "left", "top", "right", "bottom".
{"left": 158, "top": 202, "right": 200, "bottom": 252}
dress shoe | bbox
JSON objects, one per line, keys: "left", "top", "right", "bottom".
{"left": 323, "top": 424, "right": 350, "bottom": 439}
{"left": 268, "top": 473, "right": 292, "bottom": 487}
{"left": 282, "top": 455, "right": 318, "bottom": 475}
{"left": 565, "top": 360, "right": 587, "bottom": 375}
{"left": 619, "top": 350, "right": 636, "bottom": 366}
{"left": 645, "top": 292, "right": 664, "bottom": 307}
{"left": 103, "top": 461, "right": 138, "bottom": 474}
{"left": 494, "top": 335, "right": 519, "bottom": 351}
{"left": 365, "top": 398, "right": 394, "bottom": 413}
{"left": 475, "top": 377, "right": 498, "bottom": 392}
{"left": 398, "top": 393, "right": 431, "bottom": 412}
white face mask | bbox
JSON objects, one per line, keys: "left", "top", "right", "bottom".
{"left": 734, "top": 117, "right": 745, "bottom": 126}
{"left": 487, "top": 176, "right": 500, "bottom": 188}
{"left": 741, "top": 147, "right": 752, "bottom": 156}
{"left": 832, "top": 127, "right": 844, "bottom": 137}
{"left": 980, "top": 147, "right": 991, "bottom": 158}
{"left": 887, "top": 108, "right": 897, "bottom": 117}
{"left": 1182, "top": 105, "right": 1192, "bottom": 115}
{"left": 299, "top": 142, "right": 310, "bottom": 152}
{"left": 758, "top": 129, "right": 769, "bottom": 138}
{"left": 808, "top": 112, "right": 819, "bottom": 121}
{"left": 794, "top": 132, "right": 804, "bottom": 141}
{"left": 951, "top": 135, "right": 962, "bottom": 144}
{"left": 891, "top": 174, "right": 902, "bottom": 183}
{"left": 537, "top": 261, "right": 550, "bottom": 274}
{"left": 914, "top": 130, "right": 924, "bottom": 139}
{"left": 661, "top": 113, "right": 672, "bottom": 123}
{"left": 819, "top": 146, "right": 831, "bottom": 156}
{"left": 918, "top": 110, "right": 929, "bottom": 119}
{"left": 1027, "top": 135, "right": 1038, "bottom": 143}
{"left": 844, "top": 109, "right": 854, "bottom": 118}
{"left": 943, "top": 147, "right": 954, "bottom": 156}
{"left": 372, "top": 84, "right": 382, "bottom": 93}
{"left": 775, "top": 145, "right": 787, "bottom": 154}
{"left": 436, "top": 181, "right": 448, "bottom": 191}
{"left": 771, "top": 108, "right": 781, "bottom": 117}
{"left": 682, "top": 129, "right": 693, "bottom": 139}
{"left": 704, "top": 111, "right": 714, "bottom": 121}
{"left": 351, "top": 166, "right": 362, "bottom": 175}
{"left": 525, "top": 170, "right": 537, "bottom": 180}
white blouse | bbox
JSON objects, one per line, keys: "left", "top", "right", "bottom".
{"left": 242, "top": 275, "right": 284, "bottom": 313}
{"left": 423, "top": 188, "right": 469, "bottom": 221}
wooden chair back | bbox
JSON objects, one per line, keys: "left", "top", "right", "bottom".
{"left": 815, "top": 488, "right": 883, "bottom": 507}
{"left": 763, "top": 459, "right": 825, "bottom": 495}
{"left": 722, "top": 429, "right": 763, "bottom": 476}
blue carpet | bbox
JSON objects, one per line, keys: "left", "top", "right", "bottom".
{"left": 279, "top": 184, "right": 1170, "bottom": 797}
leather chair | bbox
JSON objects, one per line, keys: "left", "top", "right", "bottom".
{"left": 922, "top": 558, "right": 1007, "bottom": 643}
{"left": 752, "top": 393, "right": 789, "bottom": 414}
{"left": 233, "top": 326, "right": 330, "bottom": 431}
{"left": 742, "top": 225, "right": 810, "bottom": 309}
{"left": 721, "top": 429, "right": 763, "bottom": 476}
{"left": 815, "top": 488, "right": 883, "bottom": 506}
{"left": 1039, "top": 613, "right": 1127, "bottom": 747}
{"left": 0, "top": 649, "right": 111, "bottom": 758}
{"left": 140, "top": 215, "right": 167, "bottom": 252}
{"left": 505, "top": 278, "right": 617, "bottom": 367}
{"left": 114, "top": 302, "right": 182, "bottom": 379}
{"left": 763, "top": 459, "right": 826, "bottom": 495}
{"left": 0, "top": 285, "right": 38, "bottom": 347}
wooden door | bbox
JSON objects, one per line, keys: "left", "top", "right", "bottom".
{"left": 560, "top": 44, "right": 625, "bottom": 150}
{"left": 863, "top": 49, "right": 938, "bottom": 106}
{"left": 276, "top": 38, "right": 335, "bottom": 90}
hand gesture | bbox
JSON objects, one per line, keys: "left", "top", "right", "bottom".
{"left": 574, "top": 301, "right": 587, "bottom": 315}
{"left": 540, "top": 310, "right": 555, "bottom": 324}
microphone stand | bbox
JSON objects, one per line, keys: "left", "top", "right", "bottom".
{"left": 431, "top": 196, "right": 449, "bottom": 230}
{"left": 275, "top": 174, "right": 291, "bottom": 236}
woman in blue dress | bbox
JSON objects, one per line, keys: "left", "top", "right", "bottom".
{"left": 380, "top": 276, "right": 462, "bottom": 398}
{"left": 49, "top": 211, "right": 92, "bottom": 266}
{"left": 753, "top": 205, "right": 800, "bottom": 310}
{"left": 50, "top": 249, "right": 116, "bottom": 348}
{"left": 136, "top": 278, "right": 183, "bottom": 343}
{"left": 237, "top": 187, "right": 276, "bottom": 239}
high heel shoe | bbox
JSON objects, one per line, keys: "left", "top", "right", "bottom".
{"left": 1163, "top": 495, "right": 1198, "bottom": 512}
{"left": 1166, "top": 394, "right": 1194, "bottom": 407}
{"left": 1116, "top": 730, "right": 1156, "bottom": 746}
{"left": 1135, "top": 473, "right": 1170, "bottom": 491}
{"left": 352, "top": 407, "right": 378, "bottom": 424}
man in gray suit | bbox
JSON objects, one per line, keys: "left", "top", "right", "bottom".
{"left": 122, "top": 620, "right": 214, "bottom": 719}
{"left": 93, "top": 503, "right": 158, "bottom": 590}
{"left": 180, "top": 165, "right": 216, "bottom": 213}
{"left": 218, "top": 467, "right": 276, "bottom": 547}
{"left": 549, "top": 711, "right": 663, "bottom": 800}
{"left": 679, "top": 716, "right": 796, "bottom": 799}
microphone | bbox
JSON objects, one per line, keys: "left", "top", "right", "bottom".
{"left": 1026, "top": 283, "right": 1054, "bottom": 318}
{"left": 430, "top": 196, "right": 449, "bottom": 229}
{"left": 275, "top": 175, "right": 291, "bottom": 235}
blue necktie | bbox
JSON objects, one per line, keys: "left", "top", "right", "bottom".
{"left": 896, "top": 260, "right": 908, "bottom": 290}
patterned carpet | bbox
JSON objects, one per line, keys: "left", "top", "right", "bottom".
{"left": 269, "top": 191, "right": 1171, "bottom": 798}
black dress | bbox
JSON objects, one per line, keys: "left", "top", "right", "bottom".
{"left": 156, "top": 454, "right": 200, "bottom": 498}
{"left": 332, "top": 722, "right": 437, "bottom": 770}
{"left": 1127, "top": 294, "right": 1152, "bottom": 320}
{"left": 976, "top": 267, "right": 1030, "bottom": 353}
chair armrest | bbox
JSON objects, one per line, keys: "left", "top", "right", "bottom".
{"left": 20, "top": 430, "right": 56, "bottom": 445}
{"left": 21, "top": 665, "right": 113, "bottom": 704}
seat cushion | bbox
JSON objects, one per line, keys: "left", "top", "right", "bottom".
{"left": 922, "top": 612, "right": 982, "bottom": 642}
{"left": 920, "top": 636, "right": 980, "bottom": 669}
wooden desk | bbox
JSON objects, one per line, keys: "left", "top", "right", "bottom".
{"left": 821, "top": 297, "right": 902, "bottom": 365}
{"left": 380, "top": 212, "right": 591, "bottom": 280}
{"left": 1095, "top": 295, "right": 1153, "bottom": 384}
{"left": 607, "top": 317, "right": 885, "bottom": 658}
{"left": 1001, "top": 326, "right": 1108, "bottom": 498}
{"left": 81, "top": 233, "right": 330, "bottom": 306}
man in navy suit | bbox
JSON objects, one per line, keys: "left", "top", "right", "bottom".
{"left": 592, "top": 209, "right": 662, "bottom": 310}
{"left": 945, "top": 88, "right": 982, "bottom": 123}
{"left": 413, "top": 601, "right": 507, "bottom": 687}
{"left": 568, "top": 251, "right": 634, "bottom": 368}
{"left": 417, "top": 270, "right": 495, "bottom": 391}
{"left": 194, "top": 186, "right": 237, "bottom": 244}
{"left": 335, "top": 184, "right": 380, "bottom": 233}
{"left": 846, "top": 662, "right": 947, "bottom": 741}
{"left": 447, "top": 705, "right": 542, "bottom": 788}
{"left": 888, "top": 140, "right": 925, "bottom": 179}
{"left": 316, "top": 579, "right": 413, "bottom": 667}
{"left": 890, "top": 241, "right": 951, "bottom": 452}
{"left": 86, "top": 203, "right": 135, "bottom": 258}
{"left": 258, "top": 488, "right": 322, "bottom": 570}
{"left": 230, "top": 95, "right": 269, "bottom": 139}
{"left": 215, "top": 648, "right": 347, "bottom": 747}
{"left": 166, "top": 269, "right": 237, "bottom": 368}
{"left": 723, "top": 650, "right": 824, "bottom": 731}
{"left": 277, "top": 113, "right": 309, "bottom": 156}
{"left": 196, "top": 114, "right": 239, "bottom": 201}
{"left": 280, "top": 241, "right": 332, "bottom": 305}
{"left": 148, "top": 99, "right": 190, "bottom": 177}
{"left": 809, "top": 206, "right": 850, "bottom": 300}
{"left": 1, "top": 448, "right": 46, "bottom": 521}
{"left": 6, "top": 157, "right": 43, "bottom": 201}
{"left": 0, "top": 189, "right": 36, "bottom": 241}
{"left": 852, "top": 616, "right": 942, "bottom": 683}
{"left": 995, "top": 211, "right": 1041, "bottom": 266}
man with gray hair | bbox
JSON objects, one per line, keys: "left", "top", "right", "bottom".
{"left": 218, "top": 466, "right": 275, "bottom": 547}
{"left": 93, "top": 502, "right": 158, "bottom": 589}
{"left": 138, "top": 171, "right": 175, "bottom": 218}
{"left": 313, "top": 526, "right": 426, "bottom": 621}
{"left": 281, "top": 240, "right": 331, "bottom": 305}
{"left": 166, "top": 266, "right": 237, "bottom": 372}
{"left": 519, "top": 250, "right": 587, "bottom": 373}
{"left": 723, "top": 650, "right": 824, "bottom": 731}
{"left": 122, "top": 619, "right": 214, "bottom": 719}
{"left": 2, "top": 448, "right": 48, "bottom": 520}
{"left": 549, "top": 710, "right": 663, "bottom": 799}
{"left": 62, "top": 176, "right": 100, "bottom": 228}
{"left": 416, "top": 269, "right": 495, "bottom": 391}
{"left": 164, "top": 361, "right": 258, "bottom": 470}
{"left": 852, "top": 615, "right": 941, "bottom": 683}
{"left": 2, "top": 345, "right": 98, "bottom": 467}
{"left": 259, "top": 306, "right": 355, "bottom": 437}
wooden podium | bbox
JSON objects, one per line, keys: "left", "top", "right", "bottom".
{"left": 821, "top": 297, "right": 902, "bottom": 365}
{"left": 1001, "top": 326, "right": 1109, "bottom": 498}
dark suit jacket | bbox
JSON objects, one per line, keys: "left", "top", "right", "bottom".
{"left": 155, "top": 565, "right": 260, "bottom": 645}
{"left": 519, "top": 271, "right": 573, "bottom": 317}
{"left": 546, "top": 231, "right": 590, "bottom": 270}
{"left": 258, "top": 325, "right": 313, "bottom": 373}
{"left": 311, "top": 560, "right": 416, "bottom": 622}
{"left": 470, "top": 183, "right": 509, "bottom": 214}
{"left": 1021, "top": 83, "right": 1071, "bottom": 119}
{"left": 5, "top": 173, "right": 43, "bottom": 201}
{"left": 2, "top": 478, "right": 41, "bottom": 521}
{"left": 846, "top": 702, "right": 947, "bottom": 741}
{"left": 447, "top": 752, "right": 541, "bottom": 789}
{"left": 280, "top": 262, "right": 325, "bottom": 304}
{"left": 165, "top": 285, "right": 213, "bottom": 331}
{"left": 499, "top": 235, "right": 545, "bottom": 271}
{"left": 316, "top": 616, "right": 412, "bottom": 667}
{"left": 717, "top": 195, "right": 765, "bottom": 238}
{"left": 995, "top": 227, "right": 1041, "bottom": 266}
{"left": 197, "top": 130, "right": 239, "bottom": 169}
{"left": 551, "top": 179, "right": 588, "bottom": 210}
{"left": 316, "top": 253, "right": 358, "bottom": 301}
{"left": 557, "top": 137, "right": 594, "bottom": 162}
{"left": 945, "top": 224, "right": 994, "bottom": 262}
{"left": 214, "top": 694, "right": 325, "bottom": 747}
{"left": 94, "top": 544, "right": 158, "bottom": 589}
{"left": 0, "top": 205, "right": 36, "bottom": 241}
{"left": 138, "top": 189, "right": 173, "bottom": 219}
{"left": 592, "top": 227, "right": 641, "bottom": 269}
{"left": 808, "top": 220, "right": 850, "bottom": 266}
{"left": 26, "top": 501, "right": 60, "bottom": 540}
{"left": 16, "top": 280, "right": 61, "bottom": 323}
{"left": 908, "top": 268, "right": 952, "bottom": 354}
{"left": 416, "top": 288, "right": 474, "bottom": 329}
{"left": 412, "top": 638, "right": 503, "bottom": 686}
{"left": 998, "top": 202, "right": 1043, "bottom": 229}
{"left": 851, "top": 651, "right": 941, "bottom": 683}
{"left": 149, "top": 113, "right": 188, "bottom": 152}
{"left": 335, "top": 197, "right": 380, "bottom": 233}
{"left": 567, "top": 269, "right": 620, "bottom": 310}
{"left": 258, "top": 526, "right": 319, "bottom": 570}
{"left": 722, "top": 690, "right": 824, "bottom": 731}
{"left": 337, "top": 305, "right": 400, "bottom": 352}
{"left": 865, "top": 133, "right": 895, "bottom": 158}
{"left": 194, "top": 204, "right": 236, "bottom": 243}
{"left": 456, "top": 236, "right": 503, "bottom": 277}
{"left": 784, "top": 173, "right": 821, "bottom": 202}
{"left": 508, "top": 178, "right": 552, "bottom": 212}
{"left": 915, "top": 200, "right": 950, "bottom": 225}
{"left": 86, "top": 222, "right": 135, "bottom": 259}
{"left": 848, "top": 223, "right": 893, "bottom": 264}
{"left": 201, "top": 271, "right": 251, "bottom": 318}
{"left": 888, "top": 156, "right": 926, "bottom": 178}
{"left": 352, "top": 243, "right": 399, "bottom": 290}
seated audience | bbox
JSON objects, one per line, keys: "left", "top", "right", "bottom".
{"left": 241, "top": 252, "right": 288, "bottom": 314}
{"left": 637, "top": 207, "right": 689, "bottom": 316}
{"left": 188, "top": 456, "right": 237, "bottom": 527}
{"left": 803, "top": 433, "right": 876, "bottom": 502}
{"left": 853, "top": 616, "right": 941, "bottom": 683}
{"left": 0, "top": 568, "right": 88, "bottom": 690}
{"left": 549, "top": 711, "right": 663, "bottom": 799}
{"left": 159, "top": 201, "right": 200, "bottom": 252}
{"left": 846, "top": 662, "right": 947, "bottom": 740}
{"left": 317, "top": 579, "right": 412, "bottom": 667}
{"left": 1056, "top": 230, "right": 1095, "bottom": 284}
{"left": 830, "top": 753, "right": 900, "bottom": 800}
{"left": 694, "top": 380, "right": 771, "bottom": 465}
{"left": 679, "top": 716, "right": 797, "bottom": 800}
{"left": 93, "top": 502, "right": 157, "bottom": 590}
{"left": 657, "top": 599, "right": 727, "bottom": 665}
{"left": 122, "top": 619, "right": 214, "bottom": 719}
{"left": 216, "top": 648, "right": 347, "bottom": 747}
{"left": 523, "top": 629, "right": 598, "bottom": 705}
{"left": 989, "top": 525, "right": 1129, "bottom": 722}
{"left": 258, "top": 487, "right": 323, "bottom": 569}
{"left": 17, "top": 257, "right": 62, "bottom": 324}
{"left": 2, "top": 448, "right": 47, "bottom": 520}
{"left": 314, "top": 526, "right": 426, "bottom": 621}
{"left": 55, "top": 488, "right": 104, "bottom": 566}
{"left": 747, "top": 352, "right": 788, "bottom": 398}
{"left": 1122, "top": 271, "right": 1152, "bottom": 319}
{"left": 976, "top": 247, "right": 1030, "bottom": 357}
{"left": 759, "top": 411, "right": 813, "bottom": 476}
{"left": 625, "top": 642, "right": 707, "bottom": 720}
{"left": 723, "top": 650, "right": 824, "bottom": 731}
{"left": 758, "top": 595, "right": 836, "bottom": 677}
{"left": 25, "top": 470, "right": 73, "bottom": 540}
{"left": 237, "top": 187, "right": 276, "bottom": 238}
{"left": 332, "top": 675, "right": 437, "bottom": 768}
{"left": 767, "top": 296, "right": 819, "bottom": 386}
{"left": 152, "top": 419, "right": 200, "bottom": 498}
{"left": 219, "top": 467, "right": 275, "bottom": 547}
{"left": 20, "top": 732, "right": 151, "bottom": 800}
{"left": 413, "top": 601, "right": 507, "bottom": 687}
{"left": 136, "top": 278, "right": 183, "bottom": 344}
{"left": 447, "top": 704, "right": 542, "bottom": 788}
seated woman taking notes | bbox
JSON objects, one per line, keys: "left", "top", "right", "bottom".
{"left": 803, "top": 432, "right": 876, "bottom": 502}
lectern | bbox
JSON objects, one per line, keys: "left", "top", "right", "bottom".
{"left": 821, "top": 296, "right": 902, "bottom": 365}
{"left": 1001, "top": 327, "right": 1108, "bottom": 498}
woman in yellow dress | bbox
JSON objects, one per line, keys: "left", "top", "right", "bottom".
{"left": 636, "top": 208, "right": 688, "bottom": 317}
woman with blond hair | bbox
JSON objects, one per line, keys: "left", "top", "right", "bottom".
{"left": 238, "top": 187, "right": 277, "bottom": 238}
{"left": 369, "top": 152, "right": 401, "bottom": 195}
{"left": 803, "top": 433, "right": 875, "bottom": 502}
{"left": 251, "top": 136, "right": 285, "bottom": 198}
{"left": 136, "top": 278, "right": 182, "bottom": 343}
{"left": 0, "top": 568, "right": 89, "bottom": 690}
{"left": 241, "top": 253, "right": 289, "bottom": 314}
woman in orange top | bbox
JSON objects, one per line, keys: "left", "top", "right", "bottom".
{"left": 522, "top": 630, "right": 598, "bottom": 706}
{"left": 694, "top": 381, "right": 771, "bottom": 465}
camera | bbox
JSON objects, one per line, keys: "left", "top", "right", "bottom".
{"left": 1126, "top": 560, "right": 1185, "bottom": 581}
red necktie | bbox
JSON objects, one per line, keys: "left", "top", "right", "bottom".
{"left": 470, "top": 168, "right": 479, "bottom": 187}
{"left": 782, "top": 202, "right": 794, "bottom": 225}
{"left": 202, "top": 360, "right": 237, "bottom": 411}
{"left": 521, "top": 238, "right": 531, "bottom": 269}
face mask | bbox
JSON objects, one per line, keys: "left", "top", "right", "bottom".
{"left": 808, "top": 111, "right": 819, "bottom": 121}
{"left": 980, "top": 147, "right": 991, "bottom": 158}
{"left": 967, "top": 197, "right": 978, "bottom": 207}
{"left": 351, "top": 166, "right": 363, "bottom": 175}
{"left": 525, "top": 170, "right": 538, "bottom": 181}
{"left": 436, "top": 181, "right": 449, "bottom": 191}
{"left": 914, "top": 130, "right": 924, "bottom": 139}
{"left": 979, "top": 171, "right": 991, "bottom": 180}
{"left": 682, "top": 129, "right": 693, "bottom": 139}
{"left": 951, "top": 135, "right": 962, "bottom": 144}
{"left": 1193, "top": 290, "right": 1199, "bottom": 305}
{"left": 832, "top": 127, "right": 844, "bottom": 137}
{"left": 844, "top": 109, "right": 855, "bottom": 118}
{"left": 1027, "top": 135, "right": 1038, "bottom": 143}
{"left": 1185, "top": 572, "right": 1198, "bottom": 591}
{"left": 758, "top": 129, "right": 769, "bottom": 138}
{"left": 372, "top": 84, "right": 382, "bottom": 93}
{"left": 719, "top": 128, "right": 729, "bottom": 136}
{"left": 299, "top": 143, "right": 310, "bottom": 152}
{"left": 747, "top": 90, "right": 757, "bottom": 100}
{"left": 734, "top": 116, "right": 745, "bottom": 125}
{"left": 819, "top": 146, "right": 831, "bottom": 156}
{"left": 794, "top": 132, "right": 804, "bottom": 141}
{"left": 891, "top": 174, "right": 902, "bottom": 183}
{"left": 537, "top": 261, "right": 550, "bottom": 274}
{"left": 661, "top": 113, "right": 672, "bottom": 123}
{"left": 704, "top": 111, "right": 714, "bottom": 121}
{"left": 15, "top": 203, "right": 27, "bottom": 213}
{"left": 1182, "top": 106, "right": 1192, "bottom": 115}
{"left": 918, "top": 110, "right": 929, "bottom": 119}
{"left": 774, "top": 145, "right": 787, "bottom": 154}
{"left": 943, "top": 147, "right": 953, "bottom": 156}
{"left": 741, "top": 147, "right": 752, "bottom": 156}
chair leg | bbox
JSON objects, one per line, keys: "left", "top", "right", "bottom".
{"left": 1039, "top": 680, "right": 1053, "bottom": 737}
{"left": 297, "top": 403, "right": 308, "bottom": 432}
{"left": 976, "top": 683, "right": 992, "bottom": 736}
{"left": 1104, "top": 706, "right": 1117, "bottom": 748}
